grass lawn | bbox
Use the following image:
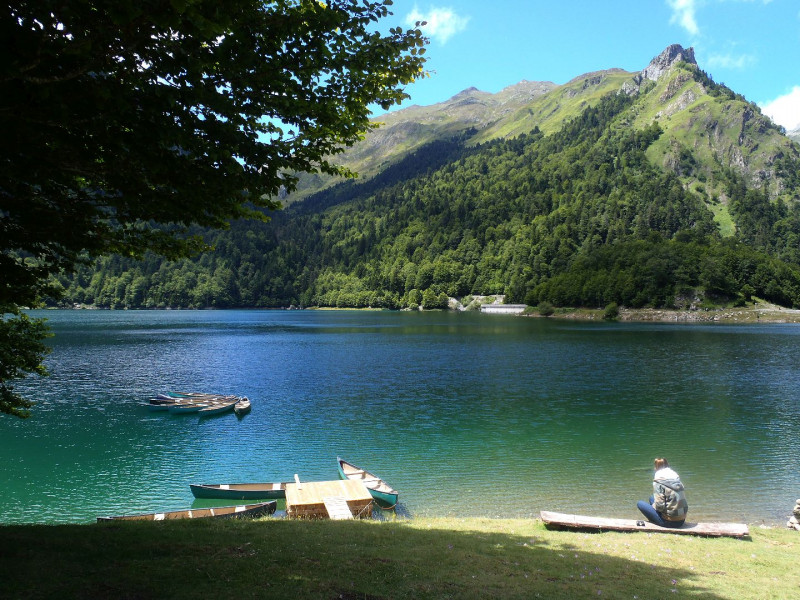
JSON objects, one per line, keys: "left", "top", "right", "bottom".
{"left": 1, "top": 516, "right": 797, "bottom": 599}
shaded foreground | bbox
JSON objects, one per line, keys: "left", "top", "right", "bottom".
{"left": 1, "top": 517, "right": 797, "bottom": 599}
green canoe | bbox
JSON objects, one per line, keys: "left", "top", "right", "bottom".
{"left": 190, "top": 482, "right": 290, "bottom": 500}
{"left": 337, "top": 457, "right": 399, "bottom": 509}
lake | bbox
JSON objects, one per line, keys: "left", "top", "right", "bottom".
{"left": 2, "top": 309, "right": 798, "bottom": 525}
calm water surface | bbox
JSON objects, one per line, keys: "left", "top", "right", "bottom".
{"left": 2, "top": 309, "right": 799, "bottom": 525}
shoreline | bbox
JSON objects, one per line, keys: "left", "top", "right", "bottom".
{"left": 548, "top": 304, "right": 800, "bottom": 324}
{"left": 54, "top": 300, "right": 800, "bottom": 324}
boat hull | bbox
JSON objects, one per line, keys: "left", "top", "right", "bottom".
{"left": 234, "top": 399, "right": 251, "bottom": 415}
{"left": 198, "top": 400, "right": 237, "bottom": 416}
{"left": 97, "top": 501, "right": 277, "bottom": 522}
{"left": 190, "top": 482, "right": 290, "bottom": 500}
{"left": 167, "top": 403, "right": 209, "bottom": 414}
{"left": 147, "top": 392, "right": 241, "bottom": 415}
{"left": 363, "top": 487, "right": 398, "bottom": 508}
{"left": 336, "top": 457, "right": 399, "bottom": 508}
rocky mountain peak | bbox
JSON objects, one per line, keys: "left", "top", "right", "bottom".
{"left": 639, "top": 44, "right": 696, "bottom": 82}
{"left": 451, "top": 86, "right": 481, "bottom": 98}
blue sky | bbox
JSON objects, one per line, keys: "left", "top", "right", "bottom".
{"left": 379, "top": 0, "right": 800, "bottom": 130}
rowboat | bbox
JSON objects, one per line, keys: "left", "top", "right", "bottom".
{"left": 147, "top": 398, "right": 214, "bottom": 411}
{"left": 146, "top": 392, "right": 241, "bottom": 414}
{"left": 166, "top": 391, "right": 226, "bottom": 399}
{"left": 198, "top": 398, "right": 238, "bottom": 416}
{"left": 336, "top": 457, "right": 398, "bottom": 508}
{"left": 234, "top": 397, "right": 251, "bottom": 415}
{"left": 97, "top": 500, "right": 277, "bottom": 522}
{"left": 167, "top": 402, "right": 210, "bottom": 414}
{"left": 151, "top": 392, "right": 236, "bottom": 404}
{"left": 190, "top": 481, "right": 290, "bottom": 500}
{"left": 152, "top": 392, "right": 219, "bottom": 402}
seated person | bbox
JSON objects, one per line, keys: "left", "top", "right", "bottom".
{"left": 637, "top": 457, "right": 688, "bottom": 528}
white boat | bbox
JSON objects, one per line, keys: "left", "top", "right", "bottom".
{"left": 234, "top": 397, "right": 251, "bottom": 415}
{"left": 198, "top": 398, "right": 238, "bottom": 416}
{"left": 167, "top": 402, "right": 210, "bottom": 414}
{"left": 97, "top": 501, "right": 277, "bottom": 522}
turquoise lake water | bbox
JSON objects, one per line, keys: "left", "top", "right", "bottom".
{"left": 1, "top": 309, "right": 798, "bottom": 525}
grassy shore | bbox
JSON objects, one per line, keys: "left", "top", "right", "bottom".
{"left": 2, "top": 517, "right": 797, "bottom": 599}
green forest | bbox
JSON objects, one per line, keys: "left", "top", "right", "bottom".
{"left": 55, "top": 88, "right": 800, "bottom": 311}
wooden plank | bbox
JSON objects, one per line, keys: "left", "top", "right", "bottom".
{"left": 540, "top": 511, "right": 749, "bottom": 538}
{"left": 323, "top": 496, "right": 353, "bottom": 520}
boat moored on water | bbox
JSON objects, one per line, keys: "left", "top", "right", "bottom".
{"left": 150, "top": 392, "right": 226, "bottom": 403}
{"left": 198, "top": 398, "right": 238, "bottom": 416}
{"left": 146, "top": 398, "right": 214, "bottom": 411}
{"left": 167, "top": 402, "right": 210, "bottom": 414}
{"left": 190, "top": 481, "right": 290, "bottom": 500}
{"left": 97, "top": 501, "right": 277, "bottom": 522}
{"left": 234, "top": 397, "right": 251, "bottom": 415}
{"left": 145, "top": 392, "right": 245, "bottom": 416}
{"left": 336, "top": 457, "right": 399, "bottom": 508}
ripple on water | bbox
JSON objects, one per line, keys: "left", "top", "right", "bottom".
{"left": 2, "top": 310, "right": 799, "bottom": 524}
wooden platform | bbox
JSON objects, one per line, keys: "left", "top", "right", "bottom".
{"left": 540, "top": 511, "right": 749, "bottom": 538}
{"left": 322, "top": 496, "right": 353, "bottom": 520}
{"left": 285, "top": 480, "right": 373, "bottom": 519}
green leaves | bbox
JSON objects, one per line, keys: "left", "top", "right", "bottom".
{"left": 0, "top": 311, "right": 51, "bottom": 418}
{"left": 1, "top": 0, "right": 428, "bottom": 416}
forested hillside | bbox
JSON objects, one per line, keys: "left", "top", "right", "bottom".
{"left": 55, "top": 47, "right": 800, "bottom": 311}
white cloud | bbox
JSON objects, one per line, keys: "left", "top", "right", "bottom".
{"left": 761, "top": 87, "right": 800, "bottom": 131}
{"left": 667, "top": 0, "right": 700, "bottom": 36}
{"left": 705, "top": 52, "right": 755, "bottom": 70}
{"left": 405, "top": 6, "right": 469, "bottom": 44}
{"left": 666, "top": 0, "right": 773, "bottom": 37}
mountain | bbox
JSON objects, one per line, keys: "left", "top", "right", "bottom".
{"left": 790, "top": 127, "right": 800, "bottom": 144}
{"left": 292, "top": 45, "right": 797, "bottom": 238}
{"left": 289, "top": 69, "right": 631, "bottom": 200}
{"left": 57, "top": 44, "right": 800, "bottom": 312}
{"left": 624, "top": 45, "right": 796, "bottom": 235}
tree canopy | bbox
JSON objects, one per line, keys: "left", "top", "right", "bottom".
{"left": 0, "top": 0, "right": 427, "bottom": 417}
{"left": 57, "top": 91, "right": 800, "bottom": 314}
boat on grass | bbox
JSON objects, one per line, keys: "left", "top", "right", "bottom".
{"left": 540, "top": 511, "right": 750, "bottom": 538}
{"left": 234, "top": 397, "right": 251, "bottom": 415}
{"left": 190, "top": 481, "right": 290, "bottom": 500}
{"left": 336, "top": 457, "right": 398, "bottom": 509}
{"left": 97, "top": 501, "right": 277, "bottom": 522}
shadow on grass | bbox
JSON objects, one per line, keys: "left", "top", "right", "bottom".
{"left": 0, "top": 518, "right": 732, "bottom": 599}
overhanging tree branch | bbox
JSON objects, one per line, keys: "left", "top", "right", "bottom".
{"left": 0, "top": 0, "right": 428, "bottom": 417}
